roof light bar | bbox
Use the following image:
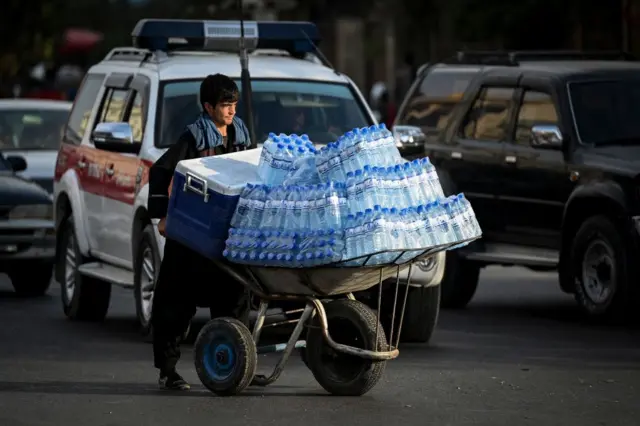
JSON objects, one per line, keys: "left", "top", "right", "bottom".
{"left": 131, "top": 19, "right": 320, "bottom": 55}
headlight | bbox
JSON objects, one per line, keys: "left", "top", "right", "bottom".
{"left": 8, "top": 204, "right": 54, "bottom": 220}
{"left": 392, "top": 125, "right": 427, "bottom": 148}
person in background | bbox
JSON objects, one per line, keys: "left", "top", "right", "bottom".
{"left": 147, "top": 73, "right": 251, "bottom": 391}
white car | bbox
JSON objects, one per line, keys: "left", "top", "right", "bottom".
{"left": 0, "top": 99, "right": 72, "bottom": 193}
{"left": 52, "top": 19, "right": 443, "bottom": 342}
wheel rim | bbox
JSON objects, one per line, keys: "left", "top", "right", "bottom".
{"left": 320, "top": 318, "right": 368, "bottom": 382}
{"left": 64, "top": 232, "right": 76, "bottom": 302}
{"left": 581, "top": 239, "right": 616, "bottom": 305}
{"left": 140, "top": 246, "right": 156, "bottom": 324}
{"left": 203, "top": 341, "right": 236, "bottom": 381}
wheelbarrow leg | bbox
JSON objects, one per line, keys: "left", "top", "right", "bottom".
{"left": 251, "top": 303, "right": 314, "bottom": 387}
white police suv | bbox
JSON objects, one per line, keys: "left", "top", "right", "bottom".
{"left": 53, "top": 19, "right": 442, "bottom": 343}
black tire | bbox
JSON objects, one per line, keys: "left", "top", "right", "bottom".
{"left": 440, "top": 252, "right": 480, "bottom": 309}
{"left": 10, "top": 264, "right": 53, "bottom": 297}
{"left": 305, "top": 299, "right": 387, "bottom": 396}
{"left": 194, "top": 317, "right": 257, "bottom": 396}
{"left": 570, "top": 215, "right": 634, "bottom": 319}
{"left": 134, "top": 224, "right": 160, "bottom": 337}
{"left": 58, "top": 218, "right": 111, "bottom": 321}
{"left": 380, "top": 285, "right": 441, "bottom": 344}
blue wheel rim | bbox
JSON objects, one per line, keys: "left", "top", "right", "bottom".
{"left": 203, "top": 341, "right": 236, "bottom": 381}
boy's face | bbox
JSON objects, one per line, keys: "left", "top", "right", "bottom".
{"left": 205, "top": 101, "right": 237, "bottom": 126}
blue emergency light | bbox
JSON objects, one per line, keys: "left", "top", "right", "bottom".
{"left": 131, "top": 19, "right": 321, "bottom": 56}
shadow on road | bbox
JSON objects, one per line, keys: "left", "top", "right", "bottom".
{"left": 0, "top": 380, "right": 330, "bottom": 398}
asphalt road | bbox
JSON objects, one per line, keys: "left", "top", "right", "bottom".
{"left": 1, "top": 267, "right": 639, "bottom": 426}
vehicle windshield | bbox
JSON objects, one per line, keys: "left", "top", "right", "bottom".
{"left": 397, "top": 67, "right": 478, "bottom": 137}
{"left": 569, "top": 79, "right": 640, "bottom": 146}
{"left": 157, "top": 79, "right": 372, "bottom": 147}
{"left": 0, "top": 108, "right": 69, "bottom": 151}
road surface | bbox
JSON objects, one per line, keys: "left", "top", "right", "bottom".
{"left": 0, "top": 266, "right": 639, "bottom": 426}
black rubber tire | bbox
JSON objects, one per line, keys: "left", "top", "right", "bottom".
{"left": 10, "top": 264, "right": 53, "bottom": 297}
{"left": 194, "top": 317, "right": 257, "bottom": 396}
{"left": 134, "top": 224, "right": 160, "bottom": 337}
{"left": 59, "top": 218, "right": 111, "bottom": 321}
{"left": 380, "top": 285, "right": 441, "bottom": 344}
{"left": 305, "top": 299, "right": 387, "bottom": 396}
{"left": 570, "top": 215, "right": 634, "bottom": 320}
{"left": 440, "top": 252, "right": 480, "bottom": 309}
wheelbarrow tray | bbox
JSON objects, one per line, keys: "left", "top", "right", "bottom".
{"left": 216, "top": 238, "right": 478, "bottom": 297}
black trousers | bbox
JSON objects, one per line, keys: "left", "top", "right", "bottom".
{"left": 152, "top": 239, "right": 248, "bottom": 373}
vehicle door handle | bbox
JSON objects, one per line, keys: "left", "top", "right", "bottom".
{"left": 505, "top": 155, "right": 517, "bottom": 164}
{"left": 105, "top": 166, "right": 115, "bottom": 177}
{"left": 451, "top": 151, "right": 463, "bottom": 159}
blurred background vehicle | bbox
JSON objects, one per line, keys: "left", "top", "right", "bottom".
{"left": 0, "top": 151, "right": 55, "bottom": 296}
{"left": 0, "top": 99, "right": 72, "bottom": 194}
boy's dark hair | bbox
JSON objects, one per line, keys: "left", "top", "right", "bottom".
{"left": 200, "top": 73, "right": 239, "bottom": 110}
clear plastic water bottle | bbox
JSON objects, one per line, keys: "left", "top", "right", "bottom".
{"left": 326, "top": 182, "right": 342, "bottom": 229}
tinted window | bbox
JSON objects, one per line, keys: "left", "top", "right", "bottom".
{"left": 398, "top": 68, "right": 478, "bottom": 136}
{"left": 98, "top": 88, "right": 129, "bottom": 124}
{"left": 128, "top": 91, "right": 145, "bottom": 143}
{"left": 570, "top": 80, "right": 640, "bottom": 145}
{"left": 157, "top": 79, "right": 371, "bottom": 147}
{"left": 460, "top": 87, "right": 515, "bottom": 141}
{"left": 514, "top": 91, "right": 559, "bottom": 144}
{"left": 65, "top": 73, "right": 105, "bottom": 145}
{"left": 0, "top": 109, "right": 70, "bottom": 150}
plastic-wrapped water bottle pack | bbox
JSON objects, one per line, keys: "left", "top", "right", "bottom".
{"left": 225, "top": 127, "right": 482, "bottom": 268}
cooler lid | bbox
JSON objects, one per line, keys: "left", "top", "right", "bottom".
{"left": 175, "top": 147, "right": 262, "bottom": 196}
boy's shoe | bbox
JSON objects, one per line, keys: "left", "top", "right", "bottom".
{"left": 158, "top": 370, "right": 191, "bottom": 390}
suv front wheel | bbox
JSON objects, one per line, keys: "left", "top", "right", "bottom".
{"left": 134, "top": 224, "right": 159, "bottom": 336}
{"left": 570, "top": 215, "right": 633, "bottom": 319}
{"left": 59, "top": 218, "right": 111, "bottom": 321}
{"left": 440, "top": 251, "right": 481, "bottom": 309}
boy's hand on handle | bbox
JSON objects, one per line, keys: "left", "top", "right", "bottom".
{"left": 157, "top": 177, "right": 173, "bottom": 237}
{"left": 158, "top": 217, "right": 167, "bottom": 237}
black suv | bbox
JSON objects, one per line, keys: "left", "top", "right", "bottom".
{"left": 392, "top": 51, "right": 640, "bottom": 319}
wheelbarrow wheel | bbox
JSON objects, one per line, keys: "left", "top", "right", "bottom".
{"left": 194, "top": 317, "right": 257, "bottom": 396}
{"left": 305, "top": 299, "right": 387, "bottom": 396}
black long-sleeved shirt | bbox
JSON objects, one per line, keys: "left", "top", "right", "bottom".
{"left": 148, "top": 127, "right": 246, "bottom": 219}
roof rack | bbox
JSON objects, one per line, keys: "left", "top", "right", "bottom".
{"left": 441, "top": 50, "right": 637, "bottom": 66}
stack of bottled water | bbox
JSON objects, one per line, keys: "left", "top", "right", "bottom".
{"left": 226, "top": 182, "right": 349, "bottom": 267}
{"left": 316, "top": 123, "right": 403, "bottom": 182}
{"left": 342, "top": 194, "right": 481, "bottom": 266}
{"left": 257, "top": 133, "right": 317, "bottom": 185}
{"left": 225, "top": 125, "right": 482, "bottom": 268}
{"left": 344, "top": 158, "right": 444, "bottom": 213}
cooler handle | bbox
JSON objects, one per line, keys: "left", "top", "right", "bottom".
{"left": 183, "top": 172, "right": 210, "bottom": 203}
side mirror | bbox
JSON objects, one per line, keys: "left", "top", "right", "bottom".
{"left": 6, "top": 155, "right": 27, "bottom": 172}
{"left": 91, "top": 122, "right": 141, "bottom": 154}
{"left": 530, "top": 124, "right": 563, "bottom": 149}
{"left": 392, "top": 125, "right": 427, "bottom": 149}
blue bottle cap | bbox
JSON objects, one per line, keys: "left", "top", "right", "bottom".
{"left": 223, "top": 249, "right": 229, "bottom": 257}
{"left": 346, "top": 171, "right": 354, "bottom": 178}
{"left": 277, "top": 143, "right": 284, "bottom": 149}
{"left": 365, "top": 208, "right": 373, "bottom": 215}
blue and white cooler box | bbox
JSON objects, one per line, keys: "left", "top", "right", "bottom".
{"left": 165, "top": 148, "right": 262, "bottom": 259}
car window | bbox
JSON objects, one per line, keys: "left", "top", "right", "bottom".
{"left": 514, "top": 91, "right": 559, "bottom": 145}
{"left": 98, "top": 88, "right": 129, "bottom": 125}
{"left": 397, "top": 68, "right": 478, "bottom": 137}
{"left": 127, "top": 91, "right": 145, "bottom": 143}
{"left": 569, "top": 79, "right": 640, "bottom": 145}
{"left": 65, "top": 73, "right": 105, "bottom": 145}
{"left": 460, "top": 87, "right": 515, "bottom": 142}
{"left": 0, "top": 109, "right": 69, "bottom": 151}
{"left": 157, "top": 79, "right": 372, "bottom": 147}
